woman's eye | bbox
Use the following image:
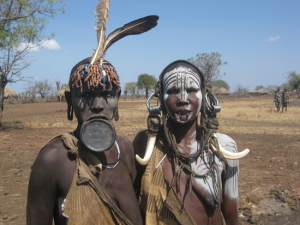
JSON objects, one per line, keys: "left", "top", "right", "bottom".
{"left": 167, "top": 88, "right": 179, "bottom": 94}
{"left": 187, "top": 88, "right": 199, "bottom": 93}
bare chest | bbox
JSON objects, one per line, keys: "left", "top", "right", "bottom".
{"left": 163, "top": 156, "right": 223, "bottom": 223}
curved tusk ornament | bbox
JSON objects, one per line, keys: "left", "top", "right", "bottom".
{"left": 136, "top": 133, "right": 157, "bottom": 165}
{"left": 210, "top": 134, "right": 250, "bottom": 160}
{"left": 218, "top": 144, "right": 250, "bottom": 159}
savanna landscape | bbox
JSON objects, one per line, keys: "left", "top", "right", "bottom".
{"left": 0, "top": 95, "right": 299, "bottom": 225}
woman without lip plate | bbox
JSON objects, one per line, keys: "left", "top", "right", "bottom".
{"left": 134, "top": 60, "right": 249, "bottom": 225}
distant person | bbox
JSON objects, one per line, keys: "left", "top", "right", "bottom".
{"left": 133, "top": 60, "right": 249, "bottom": 225}
{"left": 274, "top": 87, "right": 281, "bottom": 112}
{"left": 281, "top": 87, "right": 289, "bottom": 112}
{"left": 26, "top": 1, "right": 158, "bottom": 224}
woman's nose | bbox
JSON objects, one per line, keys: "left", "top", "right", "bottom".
{"left": 177, "top": 92, "right": 189, "bottom": 105}
{"left": 91, "top": 97, "right": 104, "bottom": 112}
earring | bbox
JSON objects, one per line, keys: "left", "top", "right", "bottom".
{"left": 197, "top": 112, "right": 201, "bottom": 126}
{"left": 67, "top": 104, "right": 73, "bottom": 121}
{"left": 114, "top": 105, "right": 119, "bottom": 121}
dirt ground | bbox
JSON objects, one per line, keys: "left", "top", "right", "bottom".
{"left": 0, "top": 97, "right": 299, "bottom": 225}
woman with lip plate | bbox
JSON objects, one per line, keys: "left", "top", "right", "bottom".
{"left": 26, "top": 58, "right": 144, "bottom": 225}
{"left": 133, "top": 60, "right": 249, "bottom": 225}
{"left": 26, "top": 1, "right": 159, "bottom": 224}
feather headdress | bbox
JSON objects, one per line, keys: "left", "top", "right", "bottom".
{"left": 72, "top": 0, "right": 159, "bottom": 90}
{"left": 90, "top": 0, "right": 110, "bottom": 64}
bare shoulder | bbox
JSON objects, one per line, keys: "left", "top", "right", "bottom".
{"left": 30, "top": 136, "right": 76, "bottom": 186}
{"left": 33, "top": 137, "right": 74, "bottom": 168}
{"left": 116, "top": 135, "right": 133, "bottom": 156}
{"left": 115, "top": 135, "right": 136, "bottom": 174}
{"left": 132, "top": 129, "right": 148, "bottom": 156}
{"left": 27, "top": 136, "right": 77, "bottom": 224}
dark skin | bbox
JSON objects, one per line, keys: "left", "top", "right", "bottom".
{"left": 27, "top": 84, "right": 143, "bottom": 225}
{"left": 133, "top": 62, "right": 239, "bottom": 225}
{"left": 134, "top": 129, "right": 239, "bottom": 225}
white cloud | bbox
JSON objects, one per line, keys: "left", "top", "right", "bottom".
{"left": 17, "top": 43, "right": 40, "bottom": 52}
{"left": 264, "top": 36, "right": 280, "bottom": 42}
{"left": 40, "top": 39, "right": 61, "bottom": 50}
{"left": 17, "top": 39, "right": 61, "bottom": 52}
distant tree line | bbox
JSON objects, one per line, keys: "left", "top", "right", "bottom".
{"left": 124, "top": 52, "right": 229, "bottom": 99}
{"left": 0, "top": 0, "right": 65, "bottom": 129}
{"left": 253, "top": 71, "right": 300, "bottom": 98}
{"left": 4, "top": 79, "right": 68, "bottom": 104}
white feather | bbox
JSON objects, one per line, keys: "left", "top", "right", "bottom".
{"left": 90, "top": 0, "right": 110, "bottom": 64}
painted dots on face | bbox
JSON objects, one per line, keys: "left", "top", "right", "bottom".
{"left": 163, "top": 66, "right": 202, "bottom": 110}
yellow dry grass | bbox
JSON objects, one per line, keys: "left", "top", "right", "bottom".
{"left": 218, "top": 97, "right": 300, "bottom": 136}
{"left": 3, "top": 96, "right": 300, "bottom": 138}
{"left": 1, "top": 96, "right": 299, "bottom": 225}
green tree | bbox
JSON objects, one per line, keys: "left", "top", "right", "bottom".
{"left": 287, "top": 71, "right": 300, "bottom": 98}
{"left": 234, "top": 84, "right": 249, "bottom": 97}
{"left": 55, "top": 80, "right": 61, "bottom": 92}
{"left": 35, "top": 79, "right": 53, "bottom": 98}
{"left": 137, "top": 74, "right": 157, "bottom": 98}
{"left": 0, "top": 0, "right": 65, "bottom": 129}
{"left": 255, "top": 85, "right": 265, "bottom": 90}
{"left": 123, "top": 89, "right": 128, "bottom": 101}
{"left": 209, "top": 79, "right": 230, "bottom": 91}
{"left": 187, "top": 52, "right": 227, "bottom": 82}
{"left": 125, "top": 82, "right": 138, "bottom": 99}
{"left": 23, "top": 80, "right": 38, "bottom": 103}
{"left": 265, "top": 85, "right": 278, "bottom": 92}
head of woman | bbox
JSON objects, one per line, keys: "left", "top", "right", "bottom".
{"left": 159, "top": 60, "right": 205, "bottom": 125}
{"left": 65, "top": 58, "right": 121, "bottom": 125}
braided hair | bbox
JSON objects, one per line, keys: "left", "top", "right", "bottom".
{"left": 69, "top": 57, "right": 121, "bottom": 91}
{"left": 157, "top": 60, "right": 224, "bottom": 159}
{"left": 157, "top": 60, "right": 227, "bottom": 208}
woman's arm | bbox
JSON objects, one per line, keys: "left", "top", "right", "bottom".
{"left": 26, "top": 145, "right": 60, "bottom": 225}
{"left": 218, "top": 133, "right": 240, "bottom": 225}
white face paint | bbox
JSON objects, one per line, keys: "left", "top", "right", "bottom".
{"left": 190, "top": 135, "right": 240, "bottom": 204}
{"left": 190, "top": 151, "right": 224, "bottom": 206}
{"left": 162, "top": 66, "right": 202, "bottom": 122}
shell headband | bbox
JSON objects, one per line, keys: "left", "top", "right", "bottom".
{"left": 71, "top": 0, "right": 159, "bottom": 90}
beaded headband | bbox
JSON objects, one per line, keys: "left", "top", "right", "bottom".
{"left": 72, "top": 62, "right": 120, "bottom": 90}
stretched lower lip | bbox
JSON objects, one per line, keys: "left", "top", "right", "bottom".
{"left": 175, "top": 111, "right": 192, "bottom": 122}
{"left": 87, "top": 116, "right": 109, "bottom": 121}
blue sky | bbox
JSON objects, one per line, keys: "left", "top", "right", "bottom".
{"left": 8, "top": 0, "right": 300, "bottom": 93}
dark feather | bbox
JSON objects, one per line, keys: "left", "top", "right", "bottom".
{"left": 103, "top": 15, "right": 159, "bottom": 53}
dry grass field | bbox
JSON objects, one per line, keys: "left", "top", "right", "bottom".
{"left": 0, "top": 95, "right": 299, "bottom": 225}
